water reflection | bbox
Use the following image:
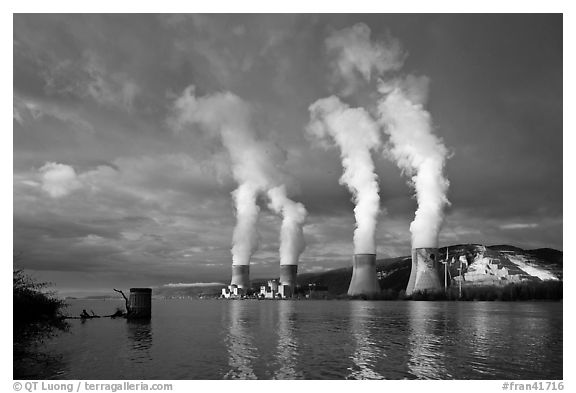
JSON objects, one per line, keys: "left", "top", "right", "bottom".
{"left": 36, "top": 300, "right": 562, "bottom": 380}
{"left": 407, "top": 302, "right": 449, "bottom": 379}
{"left": 126, "top": 319, "right": 153, "bottom": 363}
{"left": 274, "top": 301, "right": 303, "bottom": 379}
{"left": 347, "top": 302, "right": 384, "bottom": 379}
{"left": 467, "top": 303, "right": 493, "bottom": 376}
{"left": 224, "top": 301, "right": 257, "bottom": 379}
{"left": 461, "top": 303, "right": 563, "bottom": 379}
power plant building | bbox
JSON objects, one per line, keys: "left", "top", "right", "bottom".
{"left": 225, "top": 262, "right": 299, "bottom": 299}
{"left": 221, "top": 284, "right": 245, "bottom": 299}
{"left": 260, "top": 280, "right": 293, "bottom": 299}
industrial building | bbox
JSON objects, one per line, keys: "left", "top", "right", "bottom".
{"left": 260, "top": 280, "right": 293, "bottom": 299}
{"left": 224, "top": 261, "right": 298, "bottom": 300}
{"left": 221, "top": 284, "right": 246, "bottom": 299}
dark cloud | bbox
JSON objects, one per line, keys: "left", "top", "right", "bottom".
{"left": 13, "top": 14, "right": 562, "bottom": 296}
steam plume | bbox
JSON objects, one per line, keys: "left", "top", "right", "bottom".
{"left": 326, "top": 23, "right": 404, "bottom": 96}
{"left": 325, "top": 23, "right": 450, "bottom": 249}
{"left": 307, "top": 96, "right": 381, "bottom": 254}
{"left": 267, "top": 185, "right": 307, "bottom": 265}
{"left": 171, "top": 85, "right": 307, "bottom": 265}
{"left": 377, "top": 78, "right": 450, "bottom": 247}
{"left": 231, "top": 183, "right": 260, "bottom": 265}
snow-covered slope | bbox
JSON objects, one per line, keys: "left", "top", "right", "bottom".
{"left": 440, "top": 244, "right": 562, "bottom": 287}
{"left": 504, "top": 254, "right": 559, "bottom": 281}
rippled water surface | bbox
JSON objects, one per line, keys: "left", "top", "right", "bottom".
{"left": 30, "top": 300, "right": 562, "bottom": 379}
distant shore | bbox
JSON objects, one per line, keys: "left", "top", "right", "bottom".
{"left": 66, "top": 279, "right": 562, "bottom": 302}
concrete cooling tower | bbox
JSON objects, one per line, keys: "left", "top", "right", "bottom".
{"left": 230, "top": 265, "right": 250, "bottom": 289}
{"left": 347, "top": 254, "right": 380, "bottom": 297}
{"left": 406, "top": 248, "right": 442, "bottom": 295}
{"left": 279, "top": 264, "right": 298, "bottom": 288}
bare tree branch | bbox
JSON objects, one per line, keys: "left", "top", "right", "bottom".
{"left": 113, "top": 288, "right": 131, "bottom": 314}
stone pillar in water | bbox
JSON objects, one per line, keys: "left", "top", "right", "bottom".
{"left": 128, "top": 288, "right": 152, "bottom": 319}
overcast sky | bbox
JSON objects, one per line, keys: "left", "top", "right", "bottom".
{"left": 13, "top": 14, "right": 562, "bottom": 295}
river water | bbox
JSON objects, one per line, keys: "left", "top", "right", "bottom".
{"left": 25, "top": 300, "right": 562, "bottom": 380}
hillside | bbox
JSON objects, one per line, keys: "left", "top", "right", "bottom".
{"left": 290, "top": 244, "right": 562, "bottom": 295}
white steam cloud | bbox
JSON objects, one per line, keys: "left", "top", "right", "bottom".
{"left": 377, "top": 78, "right": 450, "bottom": 248}
{"left": 171, "top": 87, "right": 265, "bottom": 265}
{"left": 307, "top": 96, "right": 381, "bottom": 254}
{"left": 171, "top": 86, "right": 307, "bottom": 266}
{"left": 267, "top": 185, "right": 307, "bottom": 265}
{"left": 321, "top": 22, "right": 450, "bottom": 250}
{"left": 326, "top": 23, "right": 404, "bottom": 96}
{"left": 231, "top": 183, "right": 261, "bottom": 265}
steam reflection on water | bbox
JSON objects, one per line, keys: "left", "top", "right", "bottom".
{"left": 224, "top": 301, "right": 257, "bottom": 379}
{"left": 33, "top": 299, "right": 561, "bottom": 380}
{"left": 274, "top": 301, "right": 303, "bottom": 379}
{"left": 347, "top": 302, "right": 384, "bottom": 379}
{"left": 407, "top": 302, "right": 450, "bottom": 379}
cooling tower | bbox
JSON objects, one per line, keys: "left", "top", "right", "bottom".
{"left": 230, "top": 265, "right": 250, "bottom": 289}
{"left": 280, "top": 264, "right": 298, "bottom": 288}
{"left": 405, "top": 250, "right": 418, "bottom": 295}
{"left": 347, "top": 254, "right": 380, "bottom": 297}
{"left": 406, "top": 248, "right": 442, "bottom": 295}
